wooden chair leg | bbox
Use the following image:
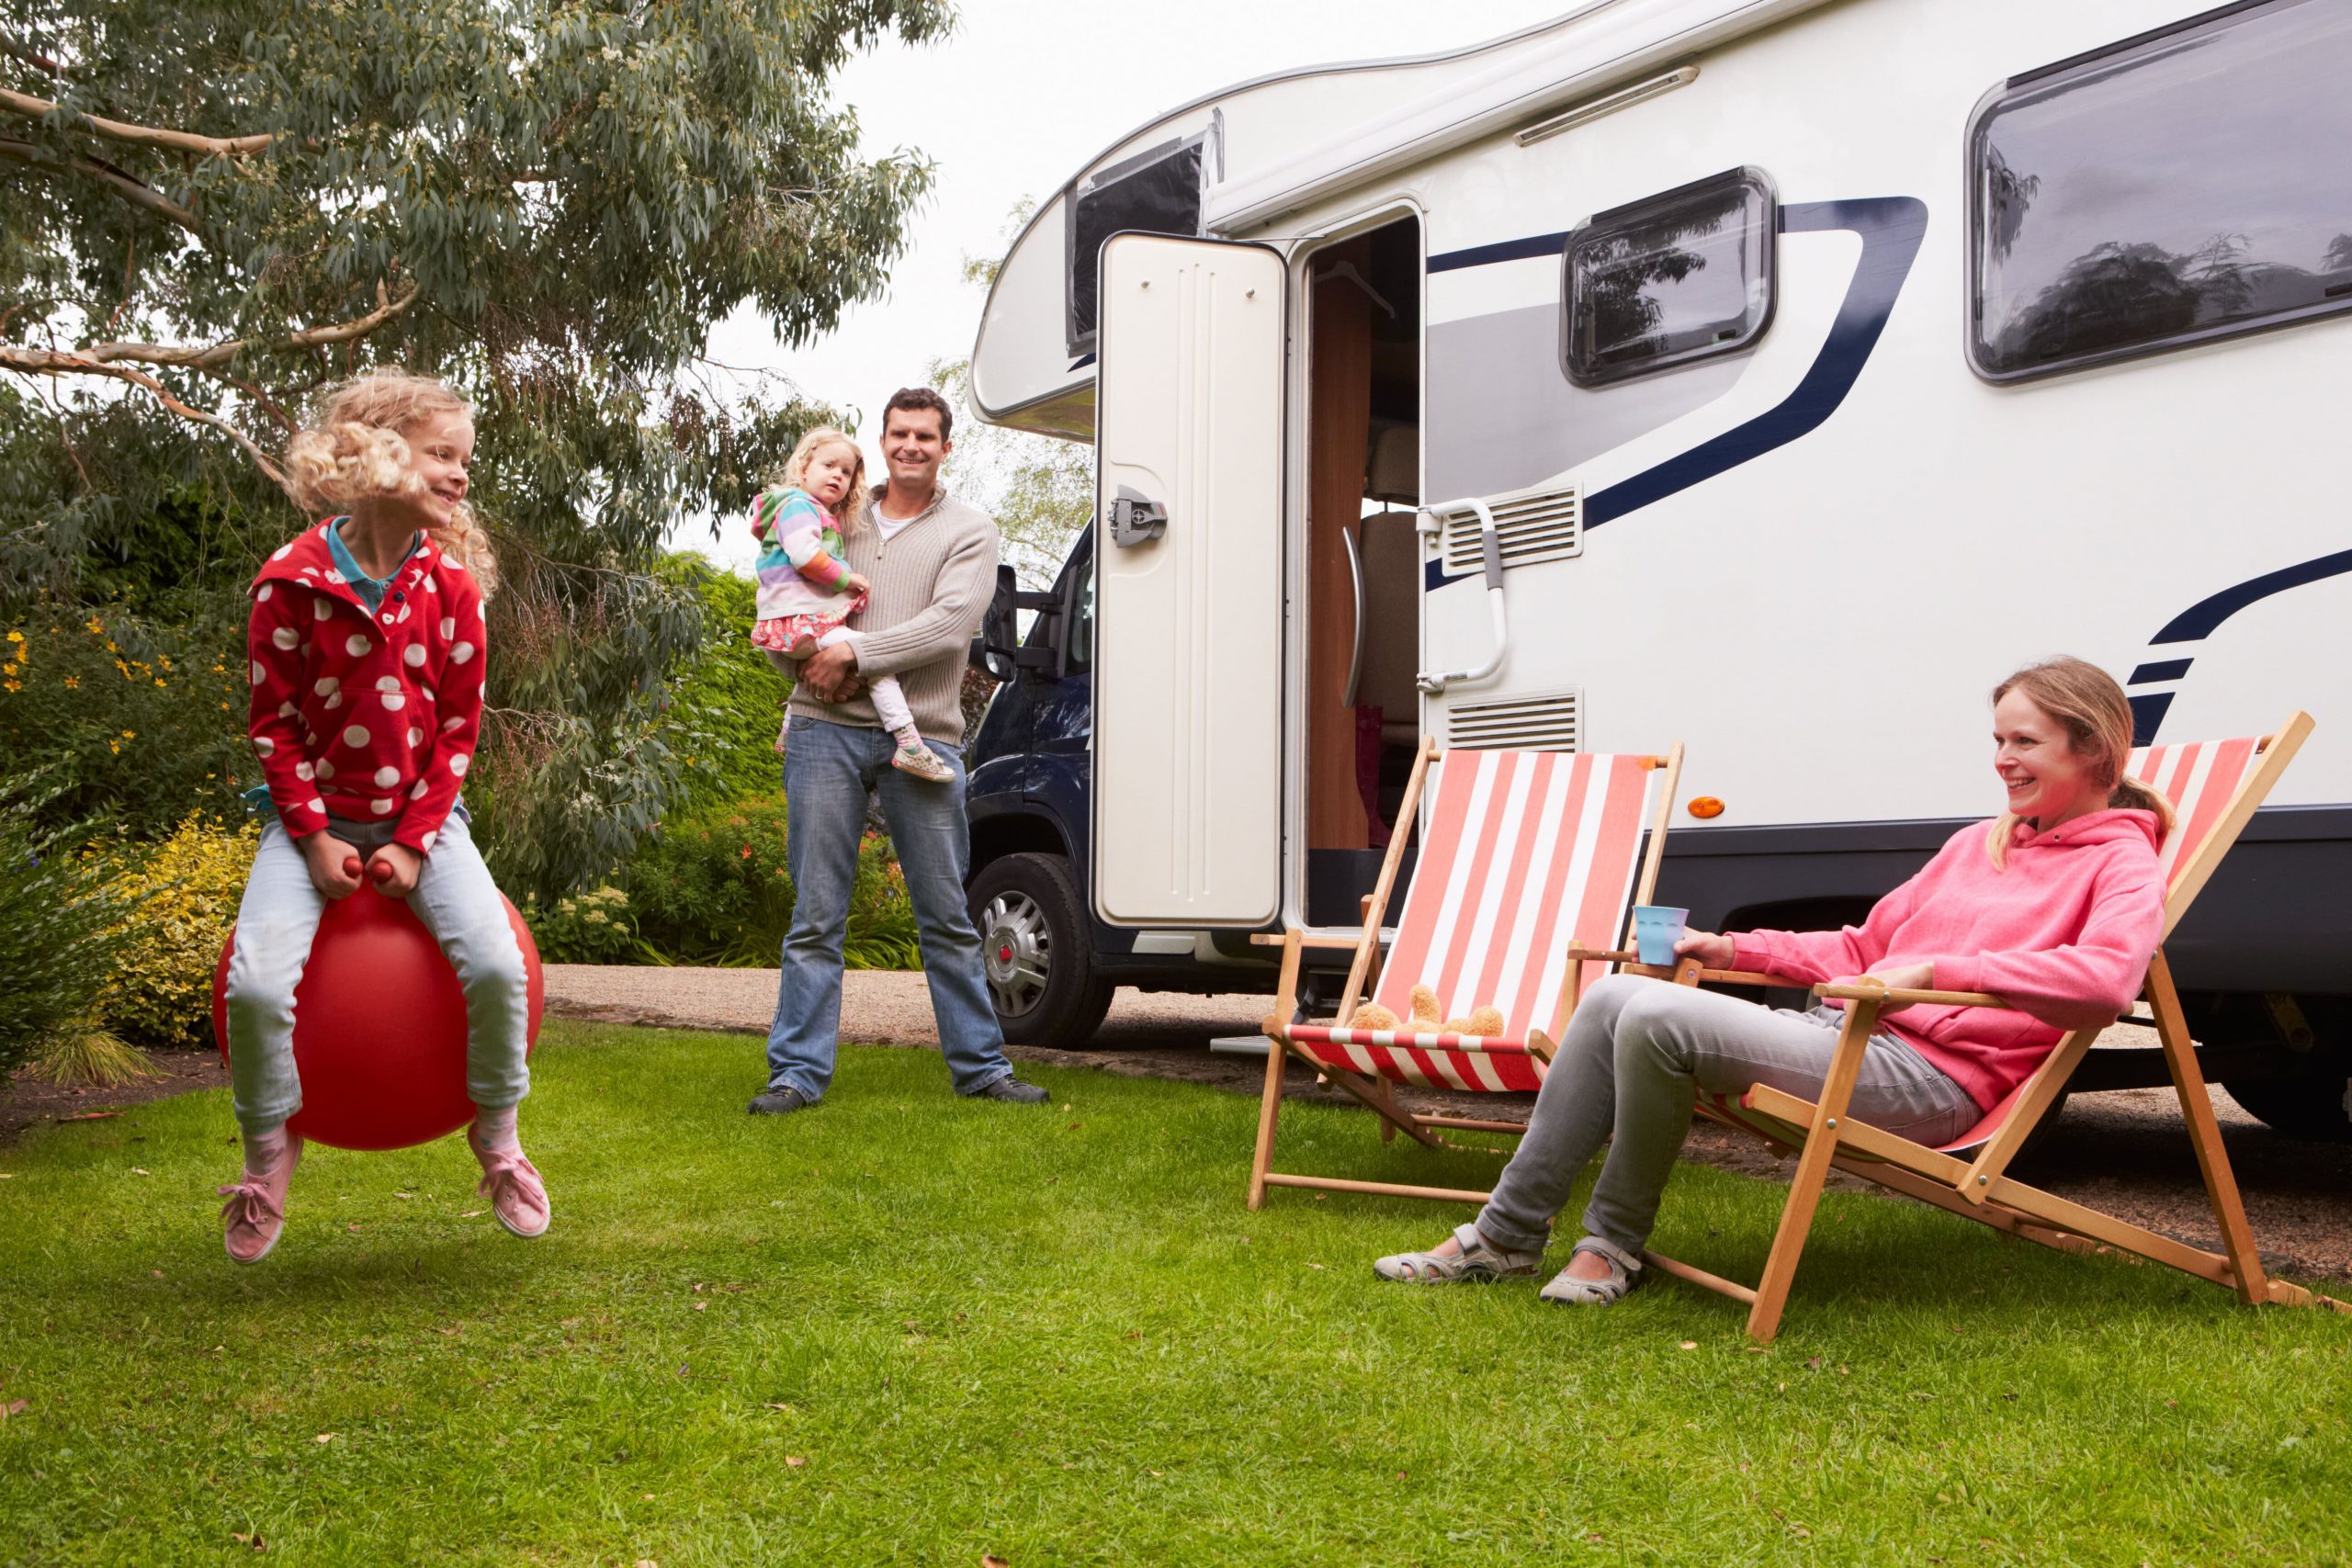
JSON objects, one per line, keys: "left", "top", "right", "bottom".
{"left": 1746, "top": 1000, "right": 1878, "bottom": 1341}
{"left": 1248, "top": 1032, "right": 1287, "bottom": 1211}
{"left": 2146, "top": 953, "right": 2269, "bottom": 1303}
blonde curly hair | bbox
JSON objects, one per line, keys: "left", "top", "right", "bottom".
{"left": 776, "top": 426, "right": 870, "bottom": 537}
{"left": 284, "top": 371, "right": 499, "bottom": 595}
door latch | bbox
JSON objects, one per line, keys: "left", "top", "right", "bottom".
{"left": 1107, "top": 486, "right": 1168, "bottom": 547}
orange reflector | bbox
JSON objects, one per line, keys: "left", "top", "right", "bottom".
{"left": 1687, "top": 796, "right": 1725, "bottom": 818}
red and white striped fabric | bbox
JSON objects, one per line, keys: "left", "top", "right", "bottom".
{"left": 1702, "top": 728, "right": 2273, "bottom": 1155}
{"left": 1283, "top": 749, "right": 1660, "bottom": 1093}
{"left": 2126, "top": 733, "right": 2264, "bottom": 895}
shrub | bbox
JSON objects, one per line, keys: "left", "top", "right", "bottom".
{"left": 0, "top": 787, "right": 127, "bottom": 1081}
{"left": 844, "top": 830, "right": 922, "bottom": 971}
{"left": 98, "top": 816, "right": 259, "bottom": 1050}
{"left": 0, "top": 605, "right": 251, "bottom": 840}
{"left": 523, "top": 885, "right": 650, "bottom": 964}
{"left": 656, "top": 555, "right": 795, "bottom": 811}
{"left": 627, "top": 794, "right": 797, "bottom": 965}
{"left": 626, "top": 796, "right": 921, "bottom": 968}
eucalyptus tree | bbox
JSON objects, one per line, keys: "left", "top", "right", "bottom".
{"left": 0, "top": 0, "right": 948, "bottom": 895}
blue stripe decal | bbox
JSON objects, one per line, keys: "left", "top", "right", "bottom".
{"left": 2125, "top": 546, "right": 2352, "bottom": 743}
{"left": 1423, "top": 197, "right": 1926, "bottom": 591}
{"left": 2150, "top": 548, "right": 2352, "bottom": 644}
{"left": 1429, "top": 232, "right": 1572, "bottom": 273}
{"left": 1584, "top": 197, "right": 1928, "bottom": 531}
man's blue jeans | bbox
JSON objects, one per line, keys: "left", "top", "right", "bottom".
{"left": 764, "top": 716, "right": 1015, "bottom": 1100}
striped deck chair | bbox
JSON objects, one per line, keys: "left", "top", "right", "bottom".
{"left": 1245, "top": 737, "right": 1684, "bottom": 1209}
{"left": 1633, "top": 711, "right": 2348, "bottom": 1339}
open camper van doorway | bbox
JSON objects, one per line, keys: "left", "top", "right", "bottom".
{"left": 1300, "top": 213, "right": 1424, "bottom": 928}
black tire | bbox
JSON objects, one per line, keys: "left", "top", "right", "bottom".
{"left": 2222, "top": 1055, "right": 2352, "bottom": 1142}
{"left": 967, "top": 852, "right": 1116, "bottom": 1050}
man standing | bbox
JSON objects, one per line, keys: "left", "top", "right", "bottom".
{"left": 749, "top": 388, "right": 1049, "bottom": 1113}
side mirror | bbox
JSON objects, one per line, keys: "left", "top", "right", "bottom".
{"left": 969, "top": 564, "right": 1021, "bottom": 683}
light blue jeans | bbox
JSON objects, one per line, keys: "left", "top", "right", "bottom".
{"left": 223, "top": 809, "right": 532, "bottom": 1137}
{"left": 1476, "top": 975, "right": 1980, "bottom": 1257}
{"left": 763, "top": 716, "right": 1013, "bottom": 1101}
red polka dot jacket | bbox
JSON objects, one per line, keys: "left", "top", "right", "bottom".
{"left": 245, "top": 520, "right": 485, "bottom": 854}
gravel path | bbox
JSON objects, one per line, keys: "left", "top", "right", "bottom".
{"left": 548, "top": 964, "right": 2352, "bottom": 1281}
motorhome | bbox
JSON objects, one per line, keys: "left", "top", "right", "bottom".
{"left": 956, "top": 0, "right": 2352, "bottom": 1139}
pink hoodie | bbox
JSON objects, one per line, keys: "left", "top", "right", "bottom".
{"left": 1730, "top": 809, "right": 2165, "bottom": 1111}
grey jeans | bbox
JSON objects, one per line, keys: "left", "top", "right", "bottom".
{"left": 1476, "top": 974, "right": 1980, "bottom": 1257}
{"left": 223, "top": 809, "right": 531, "bottom": 1137}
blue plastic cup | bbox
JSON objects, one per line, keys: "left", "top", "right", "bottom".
{"left": 1631, "top": 905, "right": 1690, "bottom": 967}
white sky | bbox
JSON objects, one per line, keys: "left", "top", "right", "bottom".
{"left": 684, "top": 0, "right": 1569, "bottom": 570}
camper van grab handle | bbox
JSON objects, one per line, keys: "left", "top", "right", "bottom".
{"left": 1341, "top": 523, "right": 1366, "bottom": 707}
{"left": 1108, "top": 486, "right": 1169, "bottom": 547}
{"left": 1416, "top": 497, "right": 1509, "bottom": 694}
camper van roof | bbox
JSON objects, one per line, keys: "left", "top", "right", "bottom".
{"left": 968, "top": 0, "right": 1838, "bottom": 434}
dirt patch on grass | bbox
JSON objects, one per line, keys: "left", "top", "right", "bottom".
{"left": 3, "top": 1047, "right": 230, "bottom": 1145}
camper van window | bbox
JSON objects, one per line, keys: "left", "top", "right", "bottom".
{"left": 1066, "top": 137, "right": 1206, "bottom": 355}
{"left": 1563, "top": 166, "right": 1776, "bottom": 388}
{"left": 1968, "top": 0, "right": 2352, "bottom": 383}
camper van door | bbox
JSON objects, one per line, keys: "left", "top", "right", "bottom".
{"left": 1091, "top": 232, "right": 1286, "bottom": 927}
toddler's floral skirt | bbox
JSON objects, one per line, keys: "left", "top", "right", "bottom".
{"left": 752, "top": 609, "right": 853, "bottom": 656}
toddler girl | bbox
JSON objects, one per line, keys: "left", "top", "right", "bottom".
{"left": 218, "top": 370, "right": 546, "bottom": 1263}
{"left": 751, "top": 428, "right": 951, "bottom": 782}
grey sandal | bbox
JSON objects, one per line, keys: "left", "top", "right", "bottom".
{"left": 1374, "top": 1222, "right": 1544, "bottom": 1283}
{"left": 1537, "top": 1235, "right": 1645, "bottom": 1306}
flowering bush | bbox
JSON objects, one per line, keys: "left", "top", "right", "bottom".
{"left": 843, "top": 829, "right": 921, "bottom": 971}
{"left": 0, "top": 607, "right": 249, "bottom": 839}
{"left": 523, "top": 885, "right": 647, "bottom": 964}
{"left": 96, "top": 816, "right": 259, "bottom": 1049}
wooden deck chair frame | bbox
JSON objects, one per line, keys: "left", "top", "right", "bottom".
{"left": 1584, "top": 711, "right": 2346, "bottom": 1340}
{"left": 1245, "top": 738, "right": 1685, "bottom": 1210}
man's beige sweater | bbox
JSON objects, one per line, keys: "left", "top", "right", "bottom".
{"left": 786, "top": 483, "right": 999, "bottom": 745}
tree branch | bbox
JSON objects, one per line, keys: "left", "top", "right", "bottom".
{"left": 82, "top": 279, "right": 422, "bottom": 371}
{"left": 1, "top": 345, "right": 286, "bottom": 486}
{"left": 0, "top": 85, "right": 273, "bottom": 157}
{"left": 0, "top": 136, "right": 198, "bottom": 230}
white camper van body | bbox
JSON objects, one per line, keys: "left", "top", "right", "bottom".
{"left": 965, "top": 0, "right": 2352, "bottom": 1125}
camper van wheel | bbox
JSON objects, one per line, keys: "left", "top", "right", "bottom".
{"left": 967, "top": 852, "right": 1116, "bottom": 1051}
{"left": 2220, "top": 1055, "right": 2352, "bottom": 1143}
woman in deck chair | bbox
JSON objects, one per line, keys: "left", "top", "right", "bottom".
{"left": 1373, "top": 658, "right": 2170, "bottom": 1306}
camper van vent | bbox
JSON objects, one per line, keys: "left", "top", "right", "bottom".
{"left": 1434, "top": 485, "right": 1582, "bottom": 576}
{"left": 1445, "top": 688, "right": 1581, "bottom": 752}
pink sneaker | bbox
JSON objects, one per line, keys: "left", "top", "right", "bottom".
{"left": 891, "top": 741, "right": 954, "bottom": 784}
{"left": 218, "top": 1134, "right": 303, "bottom": 1264}
{"left": 469, "top": 1126, "right": 551, "bottom": 1239}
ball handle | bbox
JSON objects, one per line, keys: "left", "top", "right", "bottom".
{"left": 341, "top": 854, "right": 393, "bottom": 886}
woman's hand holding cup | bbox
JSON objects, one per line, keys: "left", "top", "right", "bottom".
{"left": 1671, "top": 929, "right": 1736, "bottom": 969}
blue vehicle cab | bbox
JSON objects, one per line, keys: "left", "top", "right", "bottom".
{"left": 962, "top": 528, "right": 1273, "bottom": 1048}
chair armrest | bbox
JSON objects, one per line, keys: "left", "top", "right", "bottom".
{"left": 1812, "top": 981, "right": 2010, "bottom": 1009}
{"left": 1621, "top": 964, "right": 1790, "bottom": 988}
{"left": 1249, "top": 931, "right": 1369, "bottom": 951}
{"left": 1565, "top": 945, "right": 1637, "bottom": 964}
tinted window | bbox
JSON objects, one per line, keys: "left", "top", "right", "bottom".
{"left": 1969, "top": 0, "right": 2352, "bottom": 382}
{"left": 1066, "top": 140, "right": 1204, "bottom": 354}
{"left": 1564, "top": 167, "right": 1776, "bottom": 387}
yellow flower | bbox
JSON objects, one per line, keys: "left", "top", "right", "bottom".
{"left": 85, "top": 615, "right": 104, "bottom": 635}
{"left": 5, "top": 629, "right": 20, "bottom": 643}
{"left": 104, "top": 640, "right": 118, "bottom": 653}
{"left": 3, "top": 679, "right": 18, "bottom": 693}
{"left": 63, "top": 676, "right": 78, "bottom": 689}
{"left": 153, "top": 678, "right": 166, "bottom": 688}
{"left": 2, "top": 663, "right": 15, "bottom": 677}
{"left": 107, "top": 740, "right": 119, "bottom": 754}
{"left": 120, "top": 729, "right": 135, "bottom": 739}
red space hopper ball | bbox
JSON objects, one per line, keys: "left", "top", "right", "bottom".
{"left": 211, "top": 857, "right": 545, "bottom": 1151}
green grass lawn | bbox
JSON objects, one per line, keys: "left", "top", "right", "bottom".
{"left": 3, "top": 1021, "right": 2347, "bottom": 1566}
